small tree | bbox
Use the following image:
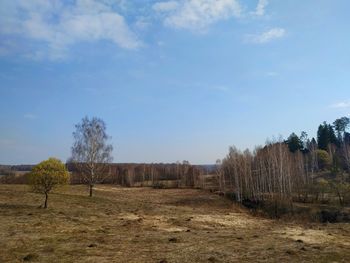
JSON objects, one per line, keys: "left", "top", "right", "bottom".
{"left": 316, "top": 149, "right": 331, "bottom": 170}
{"left": 329, "top": 181, "right": 350, "bottom": 206}
{"left": 70, "top": 116, "right": 113, "bottom": 197}
{"left": 313, "top": 178, "right": 330, "bottom": 203}
{"left": 29, "top": 158, "right": 69, "bottom": 208}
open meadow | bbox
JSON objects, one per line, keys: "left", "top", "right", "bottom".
{"left": 0, "top": 184, "right": 349, "bottom": 263}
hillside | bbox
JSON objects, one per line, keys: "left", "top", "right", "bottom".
{"left": 0, "top": 185, "right": 349, "bottom": 262}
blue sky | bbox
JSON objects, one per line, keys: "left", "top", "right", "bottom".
{"left": 0, "top": 0, "right": 350, "bottom": 164}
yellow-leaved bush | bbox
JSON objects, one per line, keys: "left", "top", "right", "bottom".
{"left": 29, "top": 158, "right": 69, "bottom": 208}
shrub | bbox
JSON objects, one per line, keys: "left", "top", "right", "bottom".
{"left": 314, "top": 178, "right": 330, "bottom": 203}
{"left": 329, "top": 181, "right": 350, "bottom": 206}
{"left": 153, "top": 181, "right": 165, "bottom": 189}
{"left": 29, "top": 158, "right": 69, "bottom": 208}
{"left": 316, "top": 150, "right": 331, "bottom": 170}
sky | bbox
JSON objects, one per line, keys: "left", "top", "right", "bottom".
{"left": 0, "top": 0, "right": 350, "bottom": 165}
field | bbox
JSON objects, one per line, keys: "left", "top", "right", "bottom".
{"left": 0, "top": 185, "right": 350, "bottom": 262}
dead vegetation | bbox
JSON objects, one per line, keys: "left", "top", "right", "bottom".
{"left": 0, "top": 184, "right": 349, "bottom": 262}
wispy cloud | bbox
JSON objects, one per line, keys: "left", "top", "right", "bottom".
{"left": 253, "top": 0, "right": 269, "bottom": 16}
{"left": 266, "top": 71, "right": 278, "bottom": 77}
{"left": 153, "top": 0, "right": 242, "bottom": 31}
{"left": 330, "top": 100, "right": 350, "bottom": 109}
{"left": 0, "top": 0, "right": 279, "bottom": 59}
{"left": 245, "top": 28, "right": 286, "bottom": 44}
{"left": 0, "top": 0, "right": 141, "bottom": 60}
{"left": 153, "top": 1, "right": 179, "bottom": 12}
{"left": 212, "top": 85, "right": 230, "bottom": 92}
{"left": 134, "top": 16, "right": 152, "bottom": 31}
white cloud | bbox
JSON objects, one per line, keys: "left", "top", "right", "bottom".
{"left": 331, "top": 101, "right": 350, "bottom": 109}
{"left": 153, "top": 1, "right": 179, "bottom": 12}
{"left": 246, "top": 28, "right": 286, "bottom": 44}
{"left": 153, "top": 0, "right": 242, "bottom": 31}
{"left": 254, "top": 0, "right": 268, "bottom": 16}
{"left": 0, "top": 0, "right": 140, "bottom": 60}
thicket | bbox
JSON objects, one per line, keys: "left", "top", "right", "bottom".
{"left": 218, "top": 117, "right": 350, "bottom": 219}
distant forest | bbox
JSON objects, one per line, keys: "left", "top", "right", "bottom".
{"left": 218, "top": 116, "right": 350, "bottom": 216}
{"left": 1, "top": 116, "right": 350, "bottom": 213}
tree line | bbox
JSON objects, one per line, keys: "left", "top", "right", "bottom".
{"left": 6, "top": 115, "right": 350, "bottom": 210}
{"left": 218, "top": 117, "right": 350, "bottom": 215}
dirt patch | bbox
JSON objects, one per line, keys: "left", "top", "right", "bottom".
{"left": 276, "top": 226, "right": 350, "bottom": 246}
{"left": 191, "top": 213, "right": 270, "bottom": 229}
{"left": 277, "top": 227, "right": 335, "bottom": 244}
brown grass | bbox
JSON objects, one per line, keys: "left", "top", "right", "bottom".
{"left": 0, "top": 184, "right": 349, "bottom": 262}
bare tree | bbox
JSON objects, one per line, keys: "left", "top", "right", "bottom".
{"left": 342, "top": 142, "right": 350, "bottom": 172}
{"left": 70, "top": 116, "right": 113, "bottom": 197}
{"left": 215, "top": 159, "right": 224, "bottom": 193}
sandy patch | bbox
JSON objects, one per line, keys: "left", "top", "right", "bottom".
{"left": 143, "top": 215, "right": 188, "bottom": 232}
{"left": 192, "top": 213, "right": 269, "bottom": 229}
{"left": 275, "top": 226, "right": 338, "bottom": 245}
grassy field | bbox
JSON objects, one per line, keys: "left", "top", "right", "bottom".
{"left": 0, "top": 185, "right": 349, "bottom": 262}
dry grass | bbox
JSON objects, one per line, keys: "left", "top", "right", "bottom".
{"left": 0, "top": 184, "right": 349, "bottom": 263}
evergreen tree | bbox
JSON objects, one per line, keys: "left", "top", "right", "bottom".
{"left": 308, "top": 137, "right": 318, "bottom": 150}
{"left": 333, "top": 117, "right": 350, "bottom": 141}
{"left": 286, "top": 132, "right": 303, "bottom": 153}
{"left": 345, "top": 132, "right": 350, "bottom": 144}
{"left": 317, "top": 123, "right": 329, "bottom": 150}
{"left": 327, "top": 124, "right": 338, "bottom": 146}
{"left": 317, "top": 122, "right": 339, "bottom": 150}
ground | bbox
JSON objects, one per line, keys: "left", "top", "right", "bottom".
{"left": 0, "top": 185, "right": 349, "bottom": 263}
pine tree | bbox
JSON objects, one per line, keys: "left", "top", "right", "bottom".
{"left": 286, "top": 132, "right": 303, "bottom": 153}
{"left": 317, "top": 123, "right": 329, "bottom": 150}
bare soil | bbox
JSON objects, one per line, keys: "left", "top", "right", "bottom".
{"left": 0, "top": 184, "right": 349, "bottom": 262}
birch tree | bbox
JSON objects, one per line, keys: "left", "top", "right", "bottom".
{"left": 70, "top": 116, "right": 113, "bottom": 197}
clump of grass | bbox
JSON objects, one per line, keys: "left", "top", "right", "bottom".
{"left": 23, "top": 253, "right": 38, "bottom": 261}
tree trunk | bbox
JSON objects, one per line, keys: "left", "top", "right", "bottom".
{"left": 44, "top": 192, "right": 48, "bottom": 209}
{"left": 89, "top": 184, "right": 93, "bottom": 197}
{"left": 337, "top": 191, "right": 343, "bottom": 206}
